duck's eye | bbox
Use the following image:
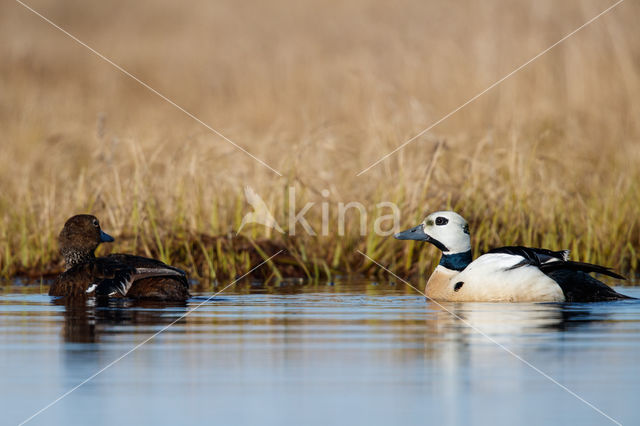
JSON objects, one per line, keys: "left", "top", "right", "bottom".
{"left": 92, "top": 219, "right": 99, "bottom": 227}
{"left": 435, "top": 217, "right": 448, "bottom": 226}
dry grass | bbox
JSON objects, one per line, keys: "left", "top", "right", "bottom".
{"left": 1, "top": 0, "right": 639, "bottom": 284}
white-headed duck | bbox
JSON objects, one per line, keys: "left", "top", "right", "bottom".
{"left": 395, "top": 211, "right": 632, "bottom": 302}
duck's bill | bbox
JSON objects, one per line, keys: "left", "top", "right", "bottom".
{"left": 100, "top": 230, "right": 115, "bottom": 243}
{"left": 395, "top": 225, "right": 449, "bottom": 251}
{"left": 394, "top": 224, "right": 428, "bottom": 241}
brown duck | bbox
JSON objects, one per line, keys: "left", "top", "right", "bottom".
{"left": 49, "top": 215, "right": 190, "bottom": 301}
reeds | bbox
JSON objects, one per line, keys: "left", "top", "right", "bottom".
{"left": 1, "top": 0, "right": 639, "bottom": 283}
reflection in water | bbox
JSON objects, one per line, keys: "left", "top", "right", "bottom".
{"left": 57, "top": 299, "right": 95, "bottom": 343}
{"left": 54, "top": 298, "right": 188, "bottom": 343}
{"left": 53, "top": 296, "right": 599, "bottom": 347}
{"left": 425, "top": 301, "right": 597, "bottom": 334}
{"left": 1, "top": 283, "right": 639, "bottom": 426}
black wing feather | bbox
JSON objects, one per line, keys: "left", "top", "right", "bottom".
{"left": 487, "top": 245, "right": 631, "bottom": 302}
{"left": 93, "top": 256, "right": 187, "bottom": 297}
{"left": 488, "top": 245, "right": 625, "bottom": 279}
{"left": 539, "top": 260, "right": 626, "bottom": 280}
{"left": 51, "top": 254, "right": 189, "bottom": 300}
{"left": 90, "top": 258, "right": 136, "bottom": 297}
{"left": 106, "top": 254, "right": 186, "bottom": 275}
{"left": 94, "top": 275, "right": 133, "bottom": 297}
{"left": 487, "top": 246, "right": 568, "bottom": 264}
{"left": 546, "top": 270, "right": 633, "bottom": 302}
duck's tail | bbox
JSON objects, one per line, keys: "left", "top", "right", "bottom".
{"left": 540, "top": 260, "right": 626, "bottom": 280}
{"left": 545, "top": 268, "right": 635, "bottom": 302}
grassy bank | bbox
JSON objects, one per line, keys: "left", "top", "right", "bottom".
{"left": 1, "top": 0, "right": 639, "bottom": 283}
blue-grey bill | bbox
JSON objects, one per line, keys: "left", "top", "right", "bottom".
{"left": 394, "top": 224, "right": 428, "bottom": 241}
{"left": 100, "top": 230, "right": 115, "bottom": 243}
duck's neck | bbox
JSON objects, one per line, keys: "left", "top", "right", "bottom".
{"left": 439, "top": 250, "right": 472, "bottom": 271}
{"left": 60, "top": 248, "right": 95, "bottom": 270}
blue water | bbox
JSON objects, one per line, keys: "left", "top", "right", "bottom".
{"left": 1, "top": 282, "right": 639, "bottom": 426}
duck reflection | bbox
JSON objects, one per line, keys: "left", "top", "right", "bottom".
{"left": 54, "top": 297, "right": 188, "bottom": 343}
{"left": 424, "top": 300, "right": 597, "bottom": 335}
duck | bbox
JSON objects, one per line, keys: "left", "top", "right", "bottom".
{"left": 394, "top": 211, "right": 633, "bottom": 302}
{"left": 49, "top": 214, "right": 190, "bottom": 301}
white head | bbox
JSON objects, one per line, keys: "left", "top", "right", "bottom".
{"left": 394, "top": 211, "right": 471, "bottom": 254}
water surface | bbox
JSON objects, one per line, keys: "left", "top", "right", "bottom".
{"left": 1, "top": 281, "right": 639, "bottom": 426}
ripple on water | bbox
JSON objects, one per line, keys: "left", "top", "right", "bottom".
{"left": 1, "top": 282, "right": 639, "bottom": 426}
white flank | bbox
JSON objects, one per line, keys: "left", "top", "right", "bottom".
{"left": 452, "top": 254, "right": 565, "bottom": 302}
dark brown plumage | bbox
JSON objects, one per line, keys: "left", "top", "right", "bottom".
{"left": 50, "top": 215, "right": 190, "bottom": 301}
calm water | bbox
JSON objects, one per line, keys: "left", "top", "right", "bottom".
{"left": 1, "top": 281, "right": 639, "bottom": 426}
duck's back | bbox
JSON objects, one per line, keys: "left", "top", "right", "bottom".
{"left": 50, "top": 267, "right": 91, "bottom": 297}
{"left": 106, "top": 254, "right": 185, "bottom": 273}
{"left": 126, "top": 276, "right": 190, "bottom": 301}
{"left": 443, "top": 253, "right": 565, "bottom": 302}
{"left": 105, "top": 254, "right": 190, "bottom": 301}
{"left": 487, "top": 246, "right": 631, "bottom": 302}
{"left": 50, "top": 254, "right": 189, "bottom": 301}
{"left": 49, "top": 257, "right": 135, "bottom": 298}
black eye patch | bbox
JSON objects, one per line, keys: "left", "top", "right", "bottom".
{"left": 435, "top": 217, "right": 448, "bottom": 226}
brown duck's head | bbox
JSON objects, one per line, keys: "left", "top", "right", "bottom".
{"left": 59, "top": 215, "right": 114, "bottom": 268}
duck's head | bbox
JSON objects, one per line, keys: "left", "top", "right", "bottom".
{"left": 394, "top": 211, "right": 471, "bottom": 254}
{"left": 58, "top": 214, "right": 114, "bottom": 268}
